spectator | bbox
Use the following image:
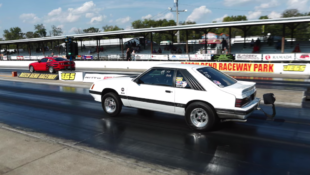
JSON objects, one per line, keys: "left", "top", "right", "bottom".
{"left": 252, "top": 44, "right": 260, "bottom": 53}
{"left": 88, "top": 49, "right": 91, "bottom": 54}
{"left": 158, "top": 47, "right": 162, "bottom": 54}
{"left": 255, "top": 38, "right": 261, "bottom": 47}
{"left": 152, "top": 49, "right": 157, "bottom": 54}
{"left": 177, "top": 48, "right": 182, "bottom": 54}
{"left": 292, "top": 44, "right": 301, "bottom": 53}
{"left": 126, "top": 48, "right": 131, "bottom": 61}
{"left": 51, "top": 52, "right": 54, "bottom": 57}
{"left": 276, "top": 40, "right": 281, "bottom": 50}
{"left": 250, "top": 39, "right": 255, "bottom": 47}
{"left": 131, "top": 50, "right": 136, "bottom": 61}
{"left": 221, "top": 39, "right": 228, "bottom": 50}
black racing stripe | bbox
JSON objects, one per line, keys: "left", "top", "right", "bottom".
{"left": 89, "top": 90, "right": 102, "bottom": 95}
{"left": 180, "top": 70, "right": 205, "bottom": 91}
{"left": 120, "top": 95, "right": 185, "bottom": 108}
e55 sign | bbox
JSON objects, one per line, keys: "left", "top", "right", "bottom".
{"left": 61, "top": 73, "right": 76, "bottom": 80}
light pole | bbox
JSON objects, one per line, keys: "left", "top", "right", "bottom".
{"left": 169, "top": 0, "right": 187, "bottom": 43}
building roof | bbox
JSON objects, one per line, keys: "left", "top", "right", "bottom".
{"left": 1, "top": 16, "right": 310, "bottom": 45}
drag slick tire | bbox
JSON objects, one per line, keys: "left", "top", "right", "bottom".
{"left": 185, "top": 102, "right": 217, "bottom": 131}
{"left": 29, "top": 66, "right": 35, "bottom": 73}
{"left": 49, "top": 66, "right": 55, "bottom": 74}
{"left": 102, "top": 92, "right": 122, "bottom": 117}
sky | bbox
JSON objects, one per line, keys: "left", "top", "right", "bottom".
{"left": 0, "top": 0, "right": 309, "bottom": 38}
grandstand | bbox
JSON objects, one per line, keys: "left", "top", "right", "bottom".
{"left": 1, "top": 16, "right": 310, "bottom": 61}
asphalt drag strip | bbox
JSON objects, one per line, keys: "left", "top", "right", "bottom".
{"left": 0, "top": 80, "right": 310, "bottom": 174}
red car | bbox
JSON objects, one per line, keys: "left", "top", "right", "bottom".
{"left": 29, "top": 57, "right": 75, "bottom": 73}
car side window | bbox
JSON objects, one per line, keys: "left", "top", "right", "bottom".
{"left": 41, "top": 58, "right": 48, "bottom": 62}
{"left": 175, "top": 71, "right": 191, "bottom": 89}
{"left": 138, "top": 69, "right": 175, "bottom": 87}
{"left": 47, "top": 59, "right": 53, "bottom": 62}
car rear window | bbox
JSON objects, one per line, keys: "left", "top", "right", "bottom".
{"left": 197, "top": 67, "right": 237, "bottom": 88}
{"left": 55, "top": 58, "right": 67, "bottom": 61}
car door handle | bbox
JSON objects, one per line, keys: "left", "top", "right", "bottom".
{"left": 165, "top": 90, "right": 172, "bottom": 93}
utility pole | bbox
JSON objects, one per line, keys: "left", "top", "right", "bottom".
{"left": 169, "top": 0, "right": 187, "bottom": 43}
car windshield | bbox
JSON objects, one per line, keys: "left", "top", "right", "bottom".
{"left": 197, "top": 67, "right": 237, "bottom": 88}
{"left": 55, "top": 58, "right": 67, "bottom": 61}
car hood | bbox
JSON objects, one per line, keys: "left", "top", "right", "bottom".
{"left": 221, "top": 81, "right": 256, "bottom": 99}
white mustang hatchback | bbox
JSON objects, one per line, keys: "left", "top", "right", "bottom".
{"left": 89, "top": 64, "right": 271, "bottom": 131}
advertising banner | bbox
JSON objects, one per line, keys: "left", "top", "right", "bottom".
{"left": 235, "top": 54, "right": 262, "bottom": 61}
{"left": 37, "top": 56, "right": 45, "bottom": 59}
{"left": 135, "top": 54, "right": 151, "bottom": 60}
{"left": 189, "top": 54, "right": 211, "bottom": 61}
{"left": 283, "top": 65, "right": 306, "bottom": 72}
{"left": 17, "top": 56, "right": 24, "bottom": 60}
{"left": 263, "top": 54, "right": 294, "bottom": 61}
{"left": 150, "top": 54, "right": 169, "bottom": 60}
{"left": 169, "top": 54, "right": 189, "bottom": 60}
{"left": 108, "top": 55, "right": 121, "bottom": 59}
{"left": 181, "top": 62, "right": 274, "bottom": 73}
{"left": 11, "top": 56, "right": 17, "bottom": 60}
{"left": 83, "top": 55, "right": 93, "bottom": 60}
{"left": 295, "top": 53, "right": 310, "bottom": 61}
{"left": 19, "top": 73, "right": 59, "bottom": 80}
{"left": 83, "top": 74, "right": 127, "bottom": 82}
{"left": 76, "top": 55, "right": 82, "bottom": 60}
{"left": 23, "top": 56, "right": 30, "bottom": 60}
{"left": 30, "top": 56, "right": 38, "bottom": 60}
{"left": 3, "top": 56, "right": 7, "bottom": 60}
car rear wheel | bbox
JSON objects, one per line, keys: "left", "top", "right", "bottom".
{"left": 29, "top": 66, "right": 35, "bottom": 73}
{"left": 102, "top": 92, "right": 122, "bottom": 117}
{"left": 49, "top": 66, "right": 55, "bottom": 74}
{"left": 185, "top": 102, "right": 217, "bottom": 131}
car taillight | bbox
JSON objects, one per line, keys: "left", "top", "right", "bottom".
{"left": 235, "top": 99, "right": 244, "bottom": 108}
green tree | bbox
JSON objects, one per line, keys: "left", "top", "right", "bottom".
{"left": 282, "top": 9, "right": 302, "bottom": 18}
{"left": 51, "top": 25, "right": 63, "bottom": 36}
{"left": 83, "top": 27, "right": 100, "bottom": 33}
{"left": 25, "top": 31, "right": 35, "bottom": 38}
{"left": 34, "top": 24, "right": 47, "bottom": 37}
{"left": 3, "top": 27, "right": 23, "bottom": 40}
{"left": 102, "top": 25, "right": 123, "bottom": 31}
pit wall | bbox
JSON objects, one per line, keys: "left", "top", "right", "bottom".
{"left": 0, "top": 61, "right": 309, "bottom": 75}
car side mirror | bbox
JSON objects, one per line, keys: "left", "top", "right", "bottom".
{"left": 134, "top": 79, "right": 141, "bottom": 84}
{"left": 38, "top": 60, "right": 41, "bottom": 63}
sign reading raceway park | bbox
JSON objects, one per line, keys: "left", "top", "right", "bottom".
{"left": 263, "top": 54, "right": 294, "bottom": 61}
{"left": 235, "top": 54, "right": 262, "bottom": 61}
{"left": 181, "top": 62, "right": 274, "bottom": 73}
{"left": 189, "top": 54, "right": 211, "bottom": 60}
{"left": 150, "top": 54, "right": 168, "bottom": 60}
{"left": 83, "top": 74, "right": 126, "bottom": 82}
{"left": 19, "top": 73, "right": 59, "bottom": 80}
{"left": 169, "top": 54, "right": 189, "bottom": 60}
{"left": 135, "top": 54, "right": 151, "bottom": 60}
{"left": 295, "top": 53, "right": 310, "bottom": 61}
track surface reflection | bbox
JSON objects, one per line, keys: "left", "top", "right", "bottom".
{"left": 0, "top": 80, "right": 310, "bottom": 174}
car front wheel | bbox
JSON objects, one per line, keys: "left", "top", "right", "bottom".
{"left": 185, "top": 102, "right": 218, "bottom": 131}
{"left": 29, "top": 66, "right": 35, "bottom": 73}
{"left": 102, "top": 92, "right": 122, "bottom": 117}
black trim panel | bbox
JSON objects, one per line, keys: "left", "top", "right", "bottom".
{"left": 89, "top": 90, "right": 102, "bottom": 95}
{"left": 120, "top": 95, "right": 186, "bottom": 108}
{"left": 179, "top": 69, "right": 205, "bottom": 91}
{"left": 216, "top": 104, "right": 257, "bottom": 116}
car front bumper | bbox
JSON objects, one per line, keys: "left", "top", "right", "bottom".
{"left": 216, "top": 98, "right": 260, "bottom": 120}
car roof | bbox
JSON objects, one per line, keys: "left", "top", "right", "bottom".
{"left": 154, "top": 63, "right": 209, "bottom": 69}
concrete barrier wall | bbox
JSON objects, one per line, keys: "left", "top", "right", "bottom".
{"left": 1, "top": 61, "right": 310, "bottom": 75}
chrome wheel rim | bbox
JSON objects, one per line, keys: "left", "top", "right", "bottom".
{"left": 104, "top": 97, "right": 116, "bottom": 113}
{"left": 49, "top": 67, "right": 53, "bottom": 73}
{"left": 30, "top": 66, "right": 33, "bottom": 72}
{"left": 190, "top": 108, "right": 208, "bottom": 128}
